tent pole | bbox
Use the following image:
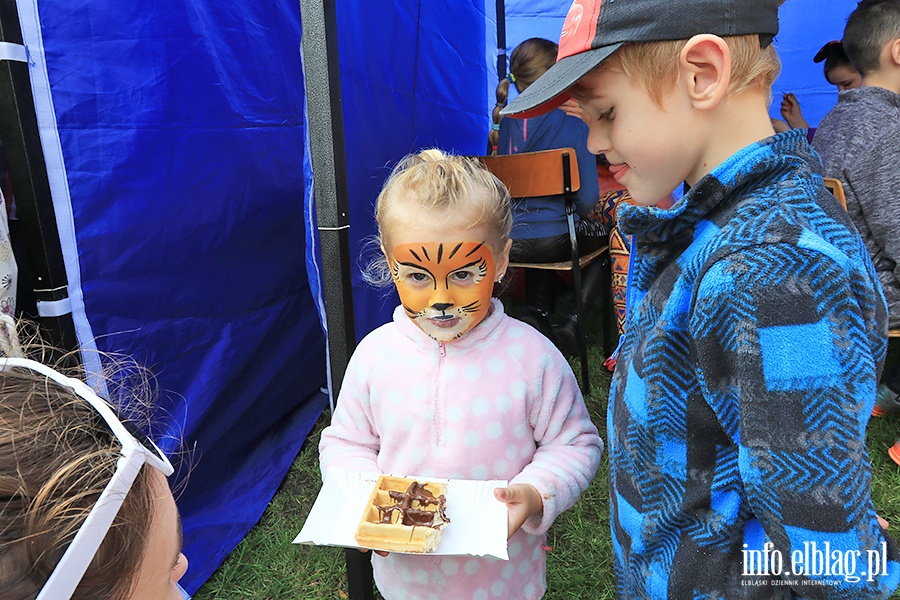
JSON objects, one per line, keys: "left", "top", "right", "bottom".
{"left": 298, "top": 1, "right": 370, "bottom": 599}
{"left": 496, "top": 0, "right": 507, "bottom": 80}
{"left": 0, "top": 1, "right": 79, "bottom": 365}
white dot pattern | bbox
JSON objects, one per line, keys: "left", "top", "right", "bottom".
{"left": 322, "top": 305, "right": 601, "bottom": 600}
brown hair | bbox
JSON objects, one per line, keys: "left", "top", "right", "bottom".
{"left": 843, "top": 0, "right": 900, "bottom": 77}
{"left": 489, "top": 38, "right": 558, "bottom": 152}
{"left": 367, "top": 149, "right": 511, "bottom": 287}
{"left": 602, "top": 35, "right": 781, "bottom": 105}
{"left": 0, "top": 335, "right": 163, "bottom": 599}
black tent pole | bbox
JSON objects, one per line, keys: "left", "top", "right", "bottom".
{"left": 496, "top": 0, "right": 507, "bottom": 81}
{"left": 0, "top": 1, "right": 79, "bottom": 365}
{"left": 298, "top": 1, "right": 370, "bottom": 599}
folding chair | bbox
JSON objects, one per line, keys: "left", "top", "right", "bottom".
{"left": 823, "top": 177, "right": 847, "bottom": 209}
{"left": 825, "top": 177, "right": 899, "bottom": 340}
{"left": 477, "top": 148, "right": 610, "bottom": 393}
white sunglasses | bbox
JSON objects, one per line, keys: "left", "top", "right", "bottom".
{"left": 0, "top": 357, "right": 175, "bottom": 600}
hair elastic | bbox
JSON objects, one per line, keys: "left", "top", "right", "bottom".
{"left": 507, "top": 72, "right": 516, "bottom": 84}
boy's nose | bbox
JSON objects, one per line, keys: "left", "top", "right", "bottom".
{"left": 587, "top": 123, "right": 611, "bottom": 156}
{"left": 432, "top": 302, "right": 452, "bottom": 312}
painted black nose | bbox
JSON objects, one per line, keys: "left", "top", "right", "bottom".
{"left": 432, "top": 303, "right": 452, "bottom": 312}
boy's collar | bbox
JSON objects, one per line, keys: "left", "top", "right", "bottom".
{"left": 616, "top": 129, "right": 811, "bottom": 244}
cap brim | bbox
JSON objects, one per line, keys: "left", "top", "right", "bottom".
{"left": 501, "top": 44, "right": 623, "bottom": 119}
{"left": 813, "top": 40, "right": 841, "bottom": 63}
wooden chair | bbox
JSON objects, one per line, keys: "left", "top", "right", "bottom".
{"left": 823, "top": 177, "right": 847, "bottom": 209}
{"left": 825, "top": 177, "right": 900, "bottom": 340}
{"left": 477, "top": 148, "right": 610, "bottom": 393}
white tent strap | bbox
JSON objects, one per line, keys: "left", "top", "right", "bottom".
{"left": 0, "top": 42, "right": 27, "bottom": 62}
{"left": 36, "top": 297, "right": 72, "bottom": 317}
{"left": 15, "top": 0, "right": 105, "bottom": 391}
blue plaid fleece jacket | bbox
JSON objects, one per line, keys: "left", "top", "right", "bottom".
{"left": 609, "top": 129, "right": 900, "bottom": 599}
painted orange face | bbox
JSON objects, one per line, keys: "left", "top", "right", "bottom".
{"left": 390, "top": 241, "right": 497, "bottom": 342}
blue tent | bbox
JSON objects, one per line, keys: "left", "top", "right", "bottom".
{"left": 4, "top": 0, "right": 857, "bottom": 593}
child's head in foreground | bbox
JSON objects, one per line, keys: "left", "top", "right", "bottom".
{"left": 503, "top": 0, "right": 782, "bottom": 206}
{"left": 374, "top": 149, "right": 513, "bottom": 343}
{"left": 842, "top": 0, "right": 900, "bottom": 82}
{"left": 0, "top": 342, "right": 187, "bottom": 599}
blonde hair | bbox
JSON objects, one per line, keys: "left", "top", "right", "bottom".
{"left": 0, "top": 323, "right": 168, "bottom": 599}
{"left": 366, "top": 149, "right": 511, "bottom": 287}
{"left": 603, "top": 34, "right": 781, "bottom": 105}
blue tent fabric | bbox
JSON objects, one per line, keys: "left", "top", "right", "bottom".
{"left": 340, "top": 0, "right": 863, "bottom": 342}
{"left": 23, "top": 0, "right": 326, "bottom": 592}
{"left": 335, "top": 1, "right": 490, "bottom": 340}
{"left": 772, "top": 0, "right": 858, "bottom": 126}
{"left": 17, "top": 0, "right": 863, "bottom": 593}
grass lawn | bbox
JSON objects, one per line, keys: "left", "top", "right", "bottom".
{"left": 194, "top": 299, "right": 900, "bottom": 599}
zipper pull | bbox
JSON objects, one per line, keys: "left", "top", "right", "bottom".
{"left": 438, "top": 341, "right": 446, "bottom": 357}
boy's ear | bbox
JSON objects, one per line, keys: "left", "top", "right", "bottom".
{"left": 679, "top": 35, "right": 731, "bottom": 111}
{"left": 890, "top": 37, "right": 900, "bottom": 68}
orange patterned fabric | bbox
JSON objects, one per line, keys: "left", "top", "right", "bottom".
{"left": 589, "top": 188, "right": 634, "bottom": 336}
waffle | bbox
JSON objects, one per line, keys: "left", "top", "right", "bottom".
{"left": 354, "top": 475, "right": 450, "bottom": 553}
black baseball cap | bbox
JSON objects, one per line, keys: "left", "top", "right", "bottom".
{"left": 813, "top": 40, "right": 845, "bottom": 63}
{"left": 502, "top": 0, "right": 781, "bottom": 118}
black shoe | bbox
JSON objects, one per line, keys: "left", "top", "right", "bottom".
{"left": 519, "top": 307, "right": 556, "bottom": 342}
{"left": 553, "top": 315, "right": 581, "bottom": 358}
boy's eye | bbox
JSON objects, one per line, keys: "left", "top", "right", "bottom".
{"left": 409, "top": 272, "right": 430, "bottom": 282}
{"left": 598, "top": 108, "right": 614, "bottom": 121}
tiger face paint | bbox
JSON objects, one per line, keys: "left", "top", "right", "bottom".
{"left": 390, "top": 240, "right": 497, "bottom": 342}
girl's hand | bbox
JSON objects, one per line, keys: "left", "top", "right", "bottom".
{"left": 770, "top": 118, "right": 791, "bottom": 134}
{"left": 780, "top": 93, "right": 810, "bottom": 129}
{"left": 494, "top": 484, "right": 543, "bottom": 540}
{"left": 560, "top": 99, "right": 589, "bottom": 124}
{"left": 358, "top": 548, "right": 389, "bottom": 557}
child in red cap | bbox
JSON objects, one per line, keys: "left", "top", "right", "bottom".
{"left": 505, "top": 0, "right": 899, "bottom": 596}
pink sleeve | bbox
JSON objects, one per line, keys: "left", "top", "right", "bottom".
{"left": 510, "top": 351, "right": 603, "bottom": 535}
{"left": 318, "top": 349, "right": 382, "bottom": 479}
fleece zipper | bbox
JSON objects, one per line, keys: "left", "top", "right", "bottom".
{"left": 434, "top": 341, "right": 446, "bottom": 446}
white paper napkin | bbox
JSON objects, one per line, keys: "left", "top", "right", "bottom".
{"left": 293, "top": 468, "right": 509, "bottom": 560}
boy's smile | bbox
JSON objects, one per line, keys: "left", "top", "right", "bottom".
{"left": 571, "top": 66, "right": 706, "bottom": 205}
{"left": 607, "top": 162, "right": 630, "bottom": 185}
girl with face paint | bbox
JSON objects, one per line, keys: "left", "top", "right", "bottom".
{"left": 319, "top": 149, "right": 603, "bottom": 600}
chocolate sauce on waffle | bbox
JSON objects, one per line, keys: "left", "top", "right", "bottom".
{"left": 376, "top": 481, "right": 450, "bottom": 527}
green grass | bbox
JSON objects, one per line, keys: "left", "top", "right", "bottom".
{"left": 194, "top": 301, "right": 900, "bottom": 600}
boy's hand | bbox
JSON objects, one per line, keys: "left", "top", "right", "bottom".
{"left": 358, "top": 548, "right": 389, "bottom": 557}
{"left": 780, "top": 93, "right": 810, "bottom": 129}
{"left": 494, "top": 484, "right": 543, "bottom": 540}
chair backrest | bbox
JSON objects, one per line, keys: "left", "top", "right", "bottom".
{"left": 823, "top": 177, "right": 847, "bottom": 210}
{"left": 476, "top": 148, "right": 581, "bottom": 198}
